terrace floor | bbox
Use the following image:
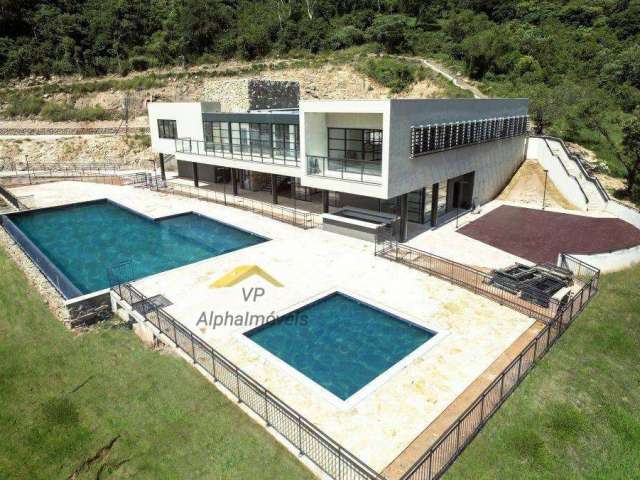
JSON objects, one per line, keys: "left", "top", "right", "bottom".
{"left": 7, "top": 181, "right": 538, "bottom": 473}
{"left": 459, "top": 204, "right": 640, "bottom": 264}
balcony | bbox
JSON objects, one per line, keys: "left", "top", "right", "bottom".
{"left": 175, "top": 138, "right": 300, "bottom": 167}
{"left": 306, "top": 155, "right": 382, "bottom": 185}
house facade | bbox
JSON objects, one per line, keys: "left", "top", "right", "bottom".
{"left": 148, "top": 96, "right": 528, "bottom": 240}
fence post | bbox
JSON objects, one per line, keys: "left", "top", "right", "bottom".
{"left": 235, "top": 366, "right": 242, "bottom": 403}
{"left": 298, "top": 415, "right": 304, "bottom": 455}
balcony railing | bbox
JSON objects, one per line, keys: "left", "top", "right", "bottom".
{"left": 306, "top": 155, "right": 382, "bottom": 185}
{"left": 175, "top": 138, "right": 300, "bottom": 167}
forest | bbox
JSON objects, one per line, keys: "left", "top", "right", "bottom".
{"left": 1, "top": 0, "right": 639, "bottom": 197}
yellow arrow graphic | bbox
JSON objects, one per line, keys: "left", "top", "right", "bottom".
{"left": 210, "top": 265, "right": 284, "bottom": 288}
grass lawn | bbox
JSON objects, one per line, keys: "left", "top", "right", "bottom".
{"left": 0, "top": 247, "right": 314, "bottom": 479}
{"left": 446, "top": 265, "right": 640, "bottom": 479}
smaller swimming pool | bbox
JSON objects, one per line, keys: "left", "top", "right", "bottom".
{"left": 245, "top": 292, "right": 435, "bottom": 401}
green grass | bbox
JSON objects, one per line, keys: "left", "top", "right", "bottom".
{"left": 445, "top": 266, "right": 640, "bottom": 479}
{"left": 0, "top": 247, "right": 314, "bottom": 480}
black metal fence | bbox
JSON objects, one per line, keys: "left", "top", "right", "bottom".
{"left": 306, "top": 155, "right": 383, "bottom": 184}
{"left": 374, "top": 227, "right": 562, "bottom": 323}
{"left": 165, "top": 181, "right": 322, "bottom": 230}
{"left": 111, "top": 281, "right": 382, "bottom": 480}
{"left": 399, "top": 257, "right": 599, "bottom": 480}
{"left": 109, "top": 233, "right": 600, "bottom": 480}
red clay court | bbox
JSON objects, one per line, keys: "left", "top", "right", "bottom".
{"left": 459, "top": 205, "right": 640, "bottom": 264}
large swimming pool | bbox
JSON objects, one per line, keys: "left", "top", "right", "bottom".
{"left": 7, "top": 200, "right": 266, "bottom": 295}
{"left": 245, "top": 293, "right": 435, "bottom": 401}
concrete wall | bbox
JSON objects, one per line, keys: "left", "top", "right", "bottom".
{"left": 177, "top": 160, "right": 219, "bottom": 182}
{"left": 148, "top": 102, "right": 220, "bottom": 154}
{"left": 300, "top": 100, "right": 390, "bottom": 199}
{"left": 387, "top": 99, "right": 528, "bottom": 201}
{"left": 526, "top": 137, "right": 588, "bottom": 210}
{"left": 605, "top": 199, "right": 640, "bottom": 229}
{"left": 564, "top": 245, "right": 640, "bottom": 273}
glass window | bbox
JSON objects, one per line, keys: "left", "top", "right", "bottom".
{"left": 328, "top": 128, "right": 382, "bottom": 162}
{"left": 158, "top": 119, "right": 177, "bottom": 139}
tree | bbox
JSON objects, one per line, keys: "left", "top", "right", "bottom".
{"left": 366, "top": 14, "right": 412, "bottom": 53}
{"left": 621, "top": 110, "right": 640, "bottom": 197}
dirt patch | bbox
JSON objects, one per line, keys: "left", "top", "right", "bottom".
{"left": 498, "top": 159, "right": 576, "bottom": 210}
{"left": 0, "top": 134, "right": 152, "bottom": 166}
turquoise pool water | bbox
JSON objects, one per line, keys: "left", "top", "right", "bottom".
{"left": 245, "top": 293, "right": 434, "bottom": 400}
{"left": 9, "top": 200, "right": 266, "bottom": 294}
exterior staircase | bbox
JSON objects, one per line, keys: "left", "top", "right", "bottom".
{"left": 529, "top": 136, "right": 610, "bottom": 212}
{"left": 543, "top": 137, "right": 609, "bottom": 210}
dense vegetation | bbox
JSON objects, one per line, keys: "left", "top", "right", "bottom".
{"left": 1, "top": 0, "right": 639, "bottom": 195}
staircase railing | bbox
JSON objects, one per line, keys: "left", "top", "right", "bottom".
{"left": 535, "top": 135, "right": 609, "bottom": 203}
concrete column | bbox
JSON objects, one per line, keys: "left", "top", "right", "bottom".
{"left": 271, "top": 174, "right": 278, "bottom": 204}
{"left": 231, "top": 168, "right": 238, "bottom": 195}
{"left": 430, "top": 182, "right": 439, "bottom": 227}
{"left": 399, "top": 193, "right": 409, "bottom": 242}
{"left": 158, "top": 153, "right": 166, "bottom": 181}
{"left": 290, "top": 176, "right": 296, "bottom": 198}
{"left": 192, "top": 162, "right": 199, "bottom": 188}
{"left": 322, "top": 190, "right": 329, "bottom": 213}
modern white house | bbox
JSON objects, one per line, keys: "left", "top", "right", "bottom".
{"left": 148, "top": 92, "right": 528, "bottom": 241}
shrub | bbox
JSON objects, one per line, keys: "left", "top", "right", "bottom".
{"left": 366, "top": 15, "right": 413, "bottom": 53}
{"left": 4, "top": 94, "right": 45, "bottom": 117}
{"left": 358, "top": 56, "right": 425, "bottom": 93}
{"left": 40, "top": 102, "right": 112, "bottom": 122}
{"left": 128, "top": 55, "right": 156, "bottom": 72}
{"left": 327, "top": 26, "right": 365, "bottom": 50}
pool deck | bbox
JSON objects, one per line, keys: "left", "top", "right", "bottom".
{"left": 8, "top": 181, "right": 537, "bottom": 473}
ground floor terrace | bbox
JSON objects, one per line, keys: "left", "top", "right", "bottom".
{"left": 172, "top": 158, "right": 479, "bottom": 237}
{"left": 4, "top": 180, "right": 542, "bottom": 476}
{"left": 2, "top": 179, "right": 624, "bottom": 479}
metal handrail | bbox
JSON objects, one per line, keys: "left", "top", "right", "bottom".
{"left": 398, "top": 252, "right": 600, "bottom": 480}
{"left": 112, "top": 281, "right": 383, "bottom": 480}
{"left": 165, "top": 181, "right": 322, "bottom": 230}
{"left": 540, "top": 137, "right": 590, "bottom": 206}
{"left": 536, "top": 135, "right": 610, "bottom": 203}
{"left": 175, "top": 137, "right": 300, "bottom": 167}
{"left": 306, "top": 155, "right": 382, "bottom": 185}
{"left": 374, "top": 227, "right": 563, "bottom": 323}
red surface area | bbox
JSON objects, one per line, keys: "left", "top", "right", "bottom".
{"left": 459, "top": 205, "right": 640, "bottom": 264}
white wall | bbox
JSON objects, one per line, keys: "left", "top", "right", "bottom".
{"left": 562, "top": 245, "right": 640, "bottom": 273}
{"left": 526, "top": 137, "right": 588, "bottom": 210}
{"left": 387, "top": 99, "right": 528, "bottom": 203}
{"left": 148, "top": 102, "right": 220, "bottom": 154}
{"left": 300, "top": 100, "right": 389, "bottom": 198}
{"left": 605, "top": 199, "right": 640, "bottom": 229}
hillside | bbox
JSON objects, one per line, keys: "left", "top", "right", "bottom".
{"left": 1, "top": 0, "right": 639, "bottom": 201}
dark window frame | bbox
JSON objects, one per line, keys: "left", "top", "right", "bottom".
{"left": 158, "top": 119, "right": 177, "bottom": 139}
{"left": 327, "top": 127, "right": 382, "bottom": 163}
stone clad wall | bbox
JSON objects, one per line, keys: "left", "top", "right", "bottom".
{"left": 203, "top": 79, "right": 300, "bottom": 112}
{"left": 247, "top": 80, "right": 299, "bottom": 110}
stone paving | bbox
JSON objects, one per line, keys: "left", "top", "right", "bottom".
{"left": 6, "top": 181, "right": 536, "bottom": 472}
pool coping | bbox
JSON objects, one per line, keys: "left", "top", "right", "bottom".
{"left": 2, "top": 197, "right": 270, "bottom": 301}
{"left": 238, "top": 287, "right": 450, "bottom": 411}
